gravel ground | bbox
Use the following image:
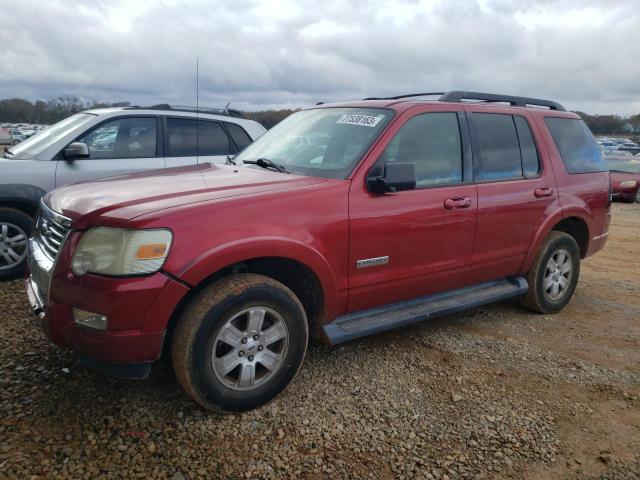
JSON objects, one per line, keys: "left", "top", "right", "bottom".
{"left": 1, "top": 203, "right": 639, "bottom": 479}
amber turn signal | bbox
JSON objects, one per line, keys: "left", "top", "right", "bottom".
{"left": 136, "top": 243, "right": 168, "bottom": 260}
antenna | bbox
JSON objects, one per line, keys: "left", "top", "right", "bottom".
{"left": 196, "top": 57, "right": 199, "bottom": 162}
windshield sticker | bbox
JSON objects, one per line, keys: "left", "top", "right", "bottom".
{"left": 336, "top": 114, "right": 384, "bottom": 128}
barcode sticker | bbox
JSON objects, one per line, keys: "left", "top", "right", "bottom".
{"left": 336, "top": 114, "right": 384, "bottom": 128}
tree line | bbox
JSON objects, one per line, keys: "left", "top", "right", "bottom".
{"left": 0, "top": 96, "right": 297, "bottom": 130}
{"left": 1, "top": 96, "right": 639, "bottom": 134}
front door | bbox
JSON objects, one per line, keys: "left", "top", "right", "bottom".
{"left": 348, "top": 108, "right": 478, "bottom": 312}
{"left": 55, "top": 116, "right": 163, "bottom": 187}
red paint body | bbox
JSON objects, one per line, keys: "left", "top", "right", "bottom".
{"left": 38, "top": 100, "right": 611, "bottom": 365}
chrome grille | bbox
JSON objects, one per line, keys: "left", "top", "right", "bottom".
{"left": 35, "top": 202, "right": 71, "bottom": 260}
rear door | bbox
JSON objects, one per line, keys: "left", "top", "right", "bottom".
{"left": 348, "top": 106, "right": 478, "bottom": 312}
{"left": 163, "top": 117, "right": 239, "bottom": 168}
{"left": 55, "top": 116, "right": 163, "bottom": 187}
{"left": 465, "top": 107, "right": 559, "bottom": 283}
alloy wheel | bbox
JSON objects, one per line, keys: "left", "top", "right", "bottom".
{"left": 543, "top": 248, "right": 573, "bottom": 300}
{"left": 211, "top": 307, "right": 289, "bottom": 391}
{"left": 0, "top": 222, "right": 28, "bottom": 271}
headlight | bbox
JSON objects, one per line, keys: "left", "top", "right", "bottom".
{"left": 619, "top": 180, "right": 638, "bottom": 188}
{"left": 72, "top": 227, "right": 172, "bottom": 276}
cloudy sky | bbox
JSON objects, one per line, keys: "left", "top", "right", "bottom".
{"left": 1, "top": 0, "right": 639, "bottom": 115}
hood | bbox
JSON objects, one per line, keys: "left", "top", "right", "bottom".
{"left": 46, "top": 163, "right": 327, "bottom": 227}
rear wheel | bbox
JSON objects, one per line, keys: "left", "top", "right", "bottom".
{"left": 521, "top": 231, "right": 580, "bottom": 314}
{"left": 0, "top": 208, "right": 32, "bottom": 281}
{"left": 172, "top": 274, "right": 308, "bottom": 413}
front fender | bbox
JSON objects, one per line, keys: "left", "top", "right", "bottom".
{"left": 171, "top": 237, "right": 343, "bottom": 321}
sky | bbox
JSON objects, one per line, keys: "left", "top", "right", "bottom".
{"left": 1, "top": 0, "right": 639, "bottom": 115}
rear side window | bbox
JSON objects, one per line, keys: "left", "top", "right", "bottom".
{"left": 197, "top": 121, "right": 231, "bottom": 155}
{"left": 225, "top": 123, "right": 252, "bottom": 150}
{"left": 544, "top": 118, "right": 605, "bottom": 173}
{"left": 472, "top": 113, "right": 522, "bottom": 180}
{"left": 167, "top": 118, "right": 231, "bottom": 156}
{"left": 381, "top": 112, "right": 462, "bottom": 188}
{"left": 514, "top": 116, "right": 540, "bottom": 177}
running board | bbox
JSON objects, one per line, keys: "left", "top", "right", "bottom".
{"left": 322, "top": 277, "right": 528, "bottom": 345}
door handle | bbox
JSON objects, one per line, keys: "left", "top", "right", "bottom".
{"left": 444, "top": 197, "right": 472, "bottom": 210}
{"left": 534, "top": 187, "right": 553, "bottom": 198}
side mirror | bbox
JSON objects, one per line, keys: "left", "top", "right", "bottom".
{"left": 368, "top": 162, "right": 416, "bottom": 194}
{"left": 63, "top": 142, "right": 90, "bottom": 160}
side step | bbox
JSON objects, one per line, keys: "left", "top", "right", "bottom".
{"left": 322, "top": 277, "right": 528, "bottom": 345}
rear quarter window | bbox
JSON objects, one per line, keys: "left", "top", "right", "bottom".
{"left": 544, "top": 118, "right": 605, "bottom": 174}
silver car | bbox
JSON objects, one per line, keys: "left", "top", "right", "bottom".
{"left": 0, "top": 105, "right": 266, "bottom": 279}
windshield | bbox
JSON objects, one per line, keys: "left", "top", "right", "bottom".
{"left": 234, "top": 108, "right": 393, "bottom": 178}
{"left": 5, "top": 113, "right": 96, "bottom": 159}
{"left": 606, "top": 159, "right": 640, "bottom": 174}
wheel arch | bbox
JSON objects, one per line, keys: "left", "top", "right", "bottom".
{"left": 521, "top": 212, "right": 590, "bottom": 274}
{"left": 0, "top": 184, "right": 46, "bottom": 218}
{"left": 162, "top": 242, "right": 341, "bottom": 357}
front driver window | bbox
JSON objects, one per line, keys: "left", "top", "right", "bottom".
{"left": 380, "top": 112, "right": 463, "bottom": 188}
{"left": 78, "top": 117, "right": 157, "bottom": 159}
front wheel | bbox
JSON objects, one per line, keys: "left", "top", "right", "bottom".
{"left": 521, "top": 231, "right": 581, "bottom": 314}
{"left": 0, "top": 208, "right": 32, "bottom": 281}
{"left": 171, "top": 274, "right": 308, "bottom": 413}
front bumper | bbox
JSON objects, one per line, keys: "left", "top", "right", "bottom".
{"left": 26, "top": 233, "right": 190, "bottom": 369}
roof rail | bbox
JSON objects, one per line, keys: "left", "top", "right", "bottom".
{"left": 363, "top": 92, "right": 446, "bottom": 100}
{"left": 363, "top": 91, "right": 565, "bottom": 111}
{"left": 123, "top": 104, "right": 247, "bottom": 119}
{"left": 440, "top": 91, "right": 565, "bottom": 111}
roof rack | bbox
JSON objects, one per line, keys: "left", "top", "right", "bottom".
{"left": 123, "top": 104, "right": 247, "bottom": 118}
{"left": 363, "top": 91, "right": 565, "bottom": 111}
{"left": 363, "top": 92, "right": 445, "bottom": 100}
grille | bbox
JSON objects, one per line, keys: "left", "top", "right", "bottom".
{"left": 35, "top": 206, "right": 71, "bottom": 260}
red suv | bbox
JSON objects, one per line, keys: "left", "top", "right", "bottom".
{"left": 25, "top": 91, "right": 610, "bottom": 412}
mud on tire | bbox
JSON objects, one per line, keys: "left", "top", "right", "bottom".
{"left": 171, "top": 274, "right": 308, "bottom": 413}
{"left": 521, "top": 231, "right": 581, "bottom": 314}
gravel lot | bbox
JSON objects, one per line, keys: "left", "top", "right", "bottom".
{"left": 1, "top": 204, "right": 639, "bottom": 479}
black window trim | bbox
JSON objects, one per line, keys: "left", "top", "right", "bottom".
{"left": 513, "top": 115, "right": 543, "bottom": 179}
{"left": 162, "top": 116, "right": 237, "bottom": 158}
{"left": 368, "top": 111, "right": 472, "bottom": 192}
{"left": 467, "top": 111, "right": 543, "bottom": 184}
{"left": 58, "top": 114, "right": 163, "bottom": 160}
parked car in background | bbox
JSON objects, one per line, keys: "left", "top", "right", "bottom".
{"left": 0, "top": 127, "right": 11, "bottom": 144}
{"left": 607, "top": 157, "right": 640, "bottom": 202}
{"left": 604, "top": 150, "right": 634, "bottom": 158}
{"left": 25, "top": 91, "right": 610, "bottom": 412}
{"left": 10, "top": 129, "right": 27, "bottom": 145}
{"left": 0, "top": 104, "right": 266, "bottom": 279}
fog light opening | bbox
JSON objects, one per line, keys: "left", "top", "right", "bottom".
{"left": 73, "top": 308, "right": 108, "bottom": 331}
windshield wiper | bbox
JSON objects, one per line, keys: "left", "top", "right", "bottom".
{"left": 226, "top": 155, "right": 237, "bottom": 165}
{"left": 242, "top": 158, "right": 288, "bottom": 173}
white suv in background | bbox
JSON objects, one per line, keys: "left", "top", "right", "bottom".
{"left": 0, "top": 104, "right": 266, "bottom": 279}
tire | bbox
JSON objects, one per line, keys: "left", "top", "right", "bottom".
{"left": 0, "top": 208, "right": 33, "bottom": 281}
{"left": 635, "top": 188, "right": 640, "bottom": 203}
{"left": 172, "top": 274, "right": 308, "bottom": 413}
{"left": 521, "top": 231, "right": 581, "bottom": 314}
